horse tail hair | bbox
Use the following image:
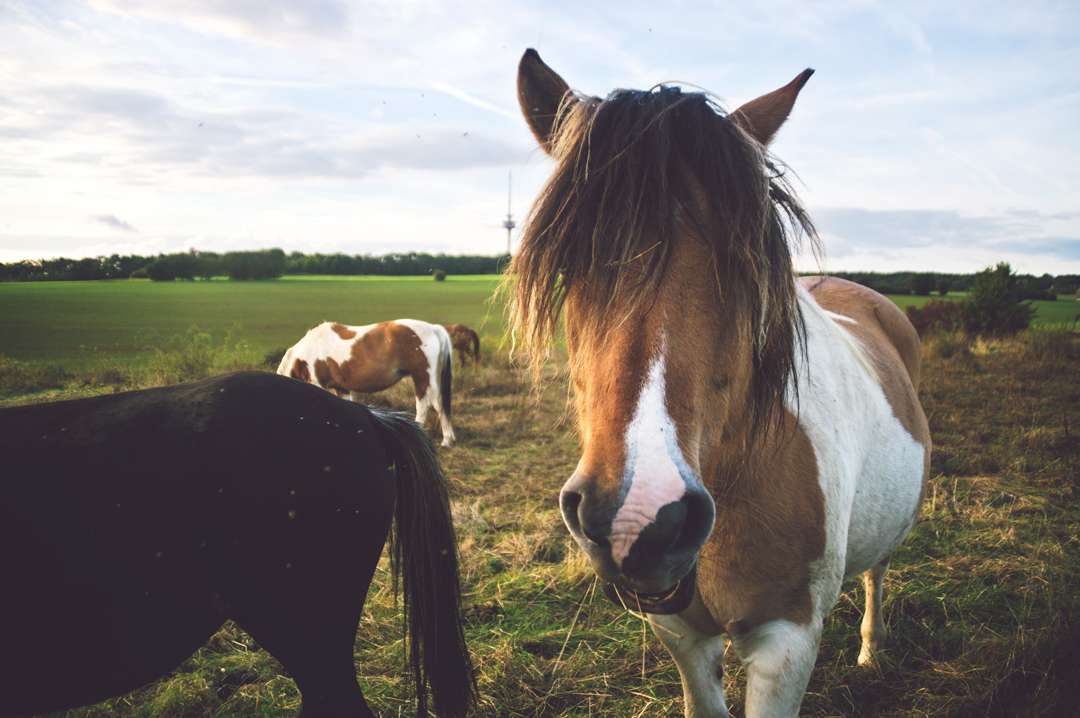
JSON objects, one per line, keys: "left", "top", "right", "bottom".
{"left": 468, "top": 329, "right": 480, "bottom": 369}
{"left": 367, "top": 408, "right": 476, "bottom": 718}
{"left": 439, "top": 330, "right": 453, "bottom": 423}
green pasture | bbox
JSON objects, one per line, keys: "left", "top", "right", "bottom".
{"left": 0, "top": 275, "right": 508, "bottom": 365}
{"left": 0, "top": 279, "right": 1076, "bottom": 366}
{"left": 887, "top": 292, "right": 1080, "bottom": 326}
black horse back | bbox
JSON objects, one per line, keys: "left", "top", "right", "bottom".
{"left": 0, "top": 372, "right": 397, "bottom": 714}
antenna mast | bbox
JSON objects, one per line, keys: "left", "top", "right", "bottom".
{"left": 501, "top": 172, "right": 515, "bottom": 255}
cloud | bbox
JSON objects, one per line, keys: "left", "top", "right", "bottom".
{"left": 87, "top": 0, "right": 353, "bottom": 46}
{"left": 433, "top": 82, "right": 518, "bottom": 120}
{"left": 814, "top": 206, "right": 1080, "bottom": 265}
{"left": 90, "top": 214, "right": 140, "bottom": 233}
{"left": 2, "top": 83, "right": 527, "bottom": 182}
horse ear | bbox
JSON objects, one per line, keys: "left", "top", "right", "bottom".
{"left": 518, "top": 49, "right": 572, "bottom": 154}
{"left": 730, "top": 68, "right": 814, "bottom": 146}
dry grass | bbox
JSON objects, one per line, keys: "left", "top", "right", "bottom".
{"left": 25, "top": 327, "right": 1080, "bottom": 717}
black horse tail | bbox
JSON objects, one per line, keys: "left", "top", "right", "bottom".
{"left": 439, "top": 332, "right": 453, "bottom": 425}
{"left": 367, "top": 408, "right": 475, "bottom": 718}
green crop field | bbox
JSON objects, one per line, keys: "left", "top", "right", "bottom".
{"left": 0, "top": 275, "right": 508, "bottom": 366}
{"left": 885, "top": 292, "right": 1080, "bottom": 327}
{"left": 1, "top": 279, "right": 1076, "bottom": 369}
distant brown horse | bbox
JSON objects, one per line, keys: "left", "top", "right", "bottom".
{"left": 512, "top": 49, "right": 930, "bottom": 717}
{"left": 443, "top": 324, "right": 480, "bottom": 370}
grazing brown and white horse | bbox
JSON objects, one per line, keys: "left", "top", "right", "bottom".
{"left": 512, "top": 49, "right": 930, "bottom": 717}
{"left": 278, "top": 319, "right": 455, "bottom": 446}
{"left": 443, "top": 324, "right": 481, "bottom": 370}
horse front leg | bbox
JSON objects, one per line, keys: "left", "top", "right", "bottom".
{"left": 729, "top": 619, "right": 822, "bottom": 718}
{"left": 649, "top": 614, "right": 729, "bottom": 718}
{"left": 859, "top": 558, "right": 889, "bottom": 665}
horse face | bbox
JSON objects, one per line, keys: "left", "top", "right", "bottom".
{"left": 559, "top": 236, "right": 759, "bottom": 604}
{"left": 516, "top": 49, "right": 799, "bottom": 609}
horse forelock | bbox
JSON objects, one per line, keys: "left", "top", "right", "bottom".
{"left": 510, "top": 82, "right": 818, "bottom": 441}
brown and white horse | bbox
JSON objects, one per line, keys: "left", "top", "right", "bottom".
{"left": 277, "top": 319, "right": 455, "bottom": 446}
{"left": 443, "top": 324, "right": 481, "bottom": 370}
{"left": 512, "top": 49, "right": 930, "bottom": 717}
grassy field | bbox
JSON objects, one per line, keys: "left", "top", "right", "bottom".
{"left": 1, "top": 278, "right": 1077, "bottom": 368}
{"left": 0, "top": 276, "right": 507, "bottom": 365}
{"left": 888, "top": 292, "right": 1080, "bottom": 327}
{"left": 1, "top": 278, "right": 1078, "bottom": 717}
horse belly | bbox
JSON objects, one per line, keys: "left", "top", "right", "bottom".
{"left": 339, "top": 365, "right": 406, "bottom": 394}
{"left": 843, "top": 416, "right": 927, "bottom": 579}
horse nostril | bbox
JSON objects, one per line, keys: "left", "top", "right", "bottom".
{"left": 560, "top": 489, "right": 610, "bottom": 548}
{"left": 582, "top": 527, "right": 610, "bottom": 548}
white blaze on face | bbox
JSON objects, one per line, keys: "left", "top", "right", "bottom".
{"left": 610, "top": 347, "right": 690, "bottom": 567}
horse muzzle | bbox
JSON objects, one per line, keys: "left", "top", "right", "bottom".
{"left": 601, "top": 564, "right": 698, "bottom": 614}
{"left": 560, "top": 471, "right": 715, "bottom": 600}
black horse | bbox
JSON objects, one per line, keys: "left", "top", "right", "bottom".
{"left": 0, "top": 372, "right": 476, "bottom": 718}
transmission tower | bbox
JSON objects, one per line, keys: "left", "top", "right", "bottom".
{"left": 502, "top": 172, "right": 515, "bottom": 255}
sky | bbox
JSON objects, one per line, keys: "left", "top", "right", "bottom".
{"left": 1, "top": 0, "right": 1078, "bottom": 275}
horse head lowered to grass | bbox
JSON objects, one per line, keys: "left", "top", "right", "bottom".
{"left": 511, "top": 49, "right": 930, "bottom": 717}
{"left": 0, "top": 372, "right": 475, "bottom": 718}
{"left": 444, "top": 324, "right": 481, "bottom": 370}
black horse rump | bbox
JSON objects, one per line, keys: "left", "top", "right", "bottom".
{"left": 0, "top": 372, "right": 474, "bottom": 718}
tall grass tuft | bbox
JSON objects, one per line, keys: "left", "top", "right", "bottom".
{"left": 0, "top": 355, "right": 74, "bottom": 394}
{"left": 140, "top": 324, "right": 264, "bottom": 387}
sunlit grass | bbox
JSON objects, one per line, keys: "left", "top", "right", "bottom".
{"left": 7, "top": 325, "right": 1079, "bottom": 717}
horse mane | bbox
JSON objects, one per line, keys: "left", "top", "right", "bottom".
{"left": 510, "top": 83, "right": 818, "bottom": 440}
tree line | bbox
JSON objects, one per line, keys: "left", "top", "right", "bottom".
{"left": 0, "top": 250, "right": 512, "bottom": 282}
{"left": 823, "top": 270, "right": 1078, "bottom": 300}
{"left": 2, "top": 251, "right": 1076, "bottom": 294}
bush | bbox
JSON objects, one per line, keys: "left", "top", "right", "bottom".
{"left": 961, "top": 262, "right": 1037, "bottom": 337}
{"left": 906, "top": 298, "right": 964, "bottom": 337}
{"left": 129, "top": 267, "right": 148, "bottom": 279}
{"left": 140, "top": 325, "right": 262, "bottom": 385}
{"left": 263, "top": 347, "right": 289, "bottom": 368}
{"left": 433, "top": 270, "right": 447, "bottom": 281}
{"left": 936, "top": 278, "right": 951, "bottom": 296}
{"left": 0, "top": 355, "right": 73, "bottom": 394}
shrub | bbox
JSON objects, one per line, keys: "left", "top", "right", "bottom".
{"left": 906, "top": 298, "right": 964, "bottom": 337}
{"left": 961, "top": 262, "right": 1037, "bottom": 337}
{"left": 0, "top": 355, "right": 74, "bottom": 394}
{"left": 129, "top": 267, "right": 149, "bottom": 279}
{"left": 433, "top": 270, "right": 447, "bottom": 281}
{"left": 263, "top": 347, "right": 289, "bottom": 367}
{"left": 140, "top": 324, "right": 262, "bottom": 385}
{"left": 936, "top": 277, "right": 951, "bottom": 296}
